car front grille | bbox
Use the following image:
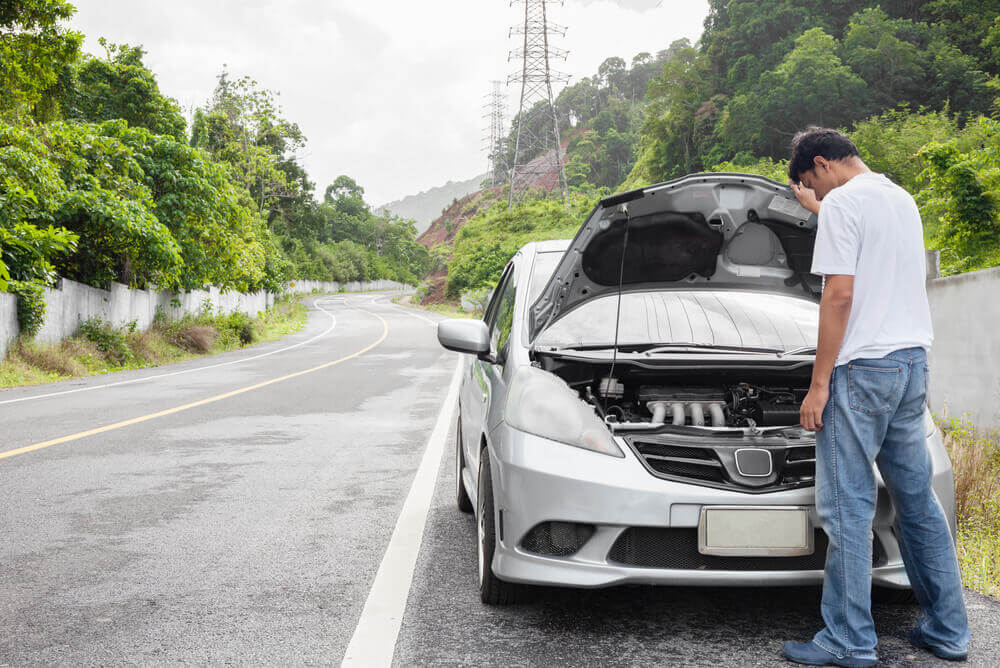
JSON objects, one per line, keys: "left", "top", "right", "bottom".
{"left": 607, "top": 528, "right": 888, "bottom": 570}
{"left": 626, "top": 432, "right": 816, "bottom": 493}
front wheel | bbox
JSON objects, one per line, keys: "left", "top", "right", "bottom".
{"left": 477, "top": 449, "right": 520, "bottom": 605}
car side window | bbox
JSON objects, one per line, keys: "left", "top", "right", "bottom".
{"left": 490, "top": 271, "right": 517, "bottom": 357}
{"left": 483, "top": 264, "right": 513, "bottom": 328}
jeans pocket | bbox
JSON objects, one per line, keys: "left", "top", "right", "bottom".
{"left": 847, "top": 362, "right": 904, "bottom": 415}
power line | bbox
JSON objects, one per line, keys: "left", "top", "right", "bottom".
{"left": 482, "top": 80, "right": 508, "bottom": 188}
{"left": 506, "top": 0, "right": 569, "bottom": 208}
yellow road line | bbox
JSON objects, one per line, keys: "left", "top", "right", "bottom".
{"left": 0, "top": 300, "right": 389, "bottom": 462}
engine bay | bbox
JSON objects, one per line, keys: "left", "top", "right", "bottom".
{"left": 539, "top": 355, "right": 812, "bottom": 431}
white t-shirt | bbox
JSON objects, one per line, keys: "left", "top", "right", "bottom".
{"left": 810, "top": 172, "right": 933, "bottom": 366}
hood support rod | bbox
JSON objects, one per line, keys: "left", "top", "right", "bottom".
{"left": 603, "top": 204, "right": 630, "bottom": 414}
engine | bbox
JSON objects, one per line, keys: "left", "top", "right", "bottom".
{"left": 586, "top": 377, "right": 805, "bottom": 429}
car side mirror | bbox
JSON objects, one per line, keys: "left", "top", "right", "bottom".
{"left": 437, "top": 319, "right": 492, "bottom": 360}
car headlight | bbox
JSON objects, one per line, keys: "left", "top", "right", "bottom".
{"left": 504, "top": 366, "right": 624, "bottom": 457}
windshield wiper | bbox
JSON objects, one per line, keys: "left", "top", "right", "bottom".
{"left": 779, "top": 346, "right": 817, "bottom": 357}
{"left": 543, "top": 343, "right": 624, "bottom": 352}
{"left": 550, "top": 342, "right": 782, "bottom": 354}
{"left": 636, "top": 342, "right": 783, "bottom": 355}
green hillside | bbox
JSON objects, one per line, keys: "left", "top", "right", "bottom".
{"left": 420, "top": 0, "right": 1000, "bottom": 306}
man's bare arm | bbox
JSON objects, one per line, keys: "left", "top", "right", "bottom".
{"left": 800, "top": 274, "right": 854, "bottom": 431}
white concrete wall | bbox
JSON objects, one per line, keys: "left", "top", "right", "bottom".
{"left": 0, "top": 292, "right": 17, "bottom": 360}
{"left": 1, "top": 277, "right": 414, "bottom": 358}
{"left": 927, "top": 266, "right": 1000, "bottom": 432}
{"left": 283, "top": 279, "right": 415, "bottom": 295}
{"left": 31, "top": 279, "right": 275, "bottom": 347}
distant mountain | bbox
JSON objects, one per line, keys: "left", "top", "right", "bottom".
{"left": 376, "top": 173, "right": 488, "bottom": 235}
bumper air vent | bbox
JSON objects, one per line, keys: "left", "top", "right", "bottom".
{"left": 608, "top": 528, "right": 886, "bottom": 570}
{"left": 520, "top": 521, "right": 595, "bottom": 557}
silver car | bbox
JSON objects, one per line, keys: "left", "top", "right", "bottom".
{"left": 437, "top": 173, "right": 956, "bottom": 605}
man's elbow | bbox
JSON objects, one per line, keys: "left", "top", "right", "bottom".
{"left": 826, "top": 289, "right": 853, "bottom": 309}
{"left": 823, "top": 276, "right": 855, "bottom": 309}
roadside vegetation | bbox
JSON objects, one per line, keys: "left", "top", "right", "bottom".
{"left": 0, "top": 296, "right": 306, "bottom": 388}
{"left": 1, "top": 1, "right": 425, "bottom": 339}
{"left": 939, "top": 417, "right": 1000, "bottom": 600}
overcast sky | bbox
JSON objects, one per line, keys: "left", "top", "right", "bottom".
{"left": 67, "top": 0, "right": 709, "bottom": 206}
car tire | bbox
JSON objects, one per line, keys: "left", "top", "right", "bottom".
{"left": 872, "top": 586, "right": 918, "bottom": 605}
{"left": 477, "top": 449, "right": 520, "bottom": 605}
{"left": 455, "top": 416, "right": 473, "bottom": 514}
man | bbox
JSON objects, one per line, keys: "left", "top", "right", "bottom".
{"left": 780, "top": 127, "right": 970, "bottom": 667}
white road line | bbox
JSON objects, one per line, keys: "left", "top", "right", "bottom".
{"left": 371, "top": 295, "right": 445, "bottom": 327}
{"left": 0, "top": 297, "right": 342, "bottom": 407}
{"left": 341, "top": 358, "right": 463, "bottom": 668}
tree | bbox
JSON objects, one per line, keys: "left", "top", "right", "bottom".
{"left": 842, "top": 8, "right": 924, "bottom": 106}
{"left": 60, "top": 40, "right": 186, "bottom": 139}
{"left": 921, "top": 0, "right": 1000, "bottom": 75}
{"left": 624, "top": 40, "right": 713, "bottom": 185}
{"left": 192, "top": 71, "right": 307, "bottom": 217}
{"left": 0, "top": 119, "right": 281, "bottom": 292}
{"left": 0, "top": 0, "right": 82, "bottom": 121}
{"left": 720, "top": 28, "right": 870, "bottom": 157}
{"left": 597, "top": 57, "right": 627, "bottom": 98}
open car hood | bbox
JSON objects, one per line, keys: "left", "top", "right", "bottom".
{"left": 527, "top": 173, "right": 821, "bottom": 343}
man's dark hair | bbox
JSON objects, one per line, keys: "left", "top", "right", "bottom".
{"left": 787, "top": 127, "right": 860, "bottom": 181}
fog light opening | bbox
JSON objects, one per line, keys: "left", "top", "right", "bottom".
{"left": 519, "top": 521, "right": 595, "bottom": 557}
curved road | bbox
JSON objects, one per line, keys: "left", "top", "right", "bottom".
{"left": 0, "top": 293, "right": 997, "bottom": 666}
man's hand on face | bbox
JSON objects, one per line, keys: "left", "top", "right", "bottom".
{"left": 800, "top": 383, "right": 829, "bottom": 431}
{"left": 789, "top": 181, "right": 820, "bottom": 216}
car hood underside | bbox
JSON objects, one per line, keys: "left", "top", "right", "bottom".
{"left": 527, "top": 173, "right": 821, "bottom": 342}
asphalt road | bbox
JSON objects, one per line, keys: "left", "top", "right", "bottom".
{"left": 1, "top": 292, "right": 998, "bottom": 667}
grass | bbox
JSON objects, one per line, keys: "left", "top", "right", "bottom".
{"left": 938, "top": 416, "right": 1000, "bottom": 600}
{"left": 0, "top": 295, "right": 308, "bottom": 389}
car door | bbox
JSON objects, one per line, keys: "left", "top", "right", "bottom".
{"left": 468, "top": 261, "right": 518, "bottom": 480}
{"left": 459, "top": 263, "right": 511, "bottom": 476}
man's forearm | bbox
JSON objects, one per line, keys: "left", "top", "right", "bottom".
{"left": 812, "top": 286, "right": 852, "bottom": 387}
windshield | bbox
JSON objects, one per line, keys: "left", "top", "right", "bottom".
{"left": 528, "top": 250, "right": 564, "bottom": 305}
{"left": 534, "top": 290, "right": 818, "bottom": 351}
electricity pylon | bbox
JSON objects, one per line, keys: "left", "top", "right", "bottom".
{"left": 483, "top": 80, "right": 507, "bottom": 188}
{"left": 507, "top": 0, "right": 569, "bottom": 208}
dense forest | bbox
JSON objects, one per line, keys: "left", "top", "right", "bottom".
{"left": 434, "top": 0, "right": 1000, "bottom": 302}
{"left": 1, "top": 0, "right": 429, "bottom": 327}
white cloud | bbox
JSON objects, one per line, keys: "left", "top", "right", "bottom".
{"left": 67, "top": 0, "right": 708, "bottom": 206}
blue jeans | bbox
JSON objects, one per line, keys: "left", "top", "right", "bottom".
{"left": 812, "top": 347, "right": 970, "bottom": 661}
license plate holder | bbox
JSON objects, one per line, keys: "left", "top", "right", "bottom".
{"left": 698, "top": 506, "right": 813, "bottom": 557}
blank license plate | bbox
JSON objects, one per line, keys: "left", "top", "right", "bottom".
{"left": 698, "top": 507, "right": 813, "bottom": 557}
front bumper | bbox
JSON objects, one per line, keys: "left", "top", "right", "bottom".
{"left": 488, "top": 424, "right": 954, "bottom": 590}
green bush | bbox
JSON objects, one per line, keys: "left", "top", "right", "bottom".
{"left": 917, "top": 118, "right": 1000, "bottom": 275}
{"left": 216, "top": 311, "right": 256, "bottom": 346}
{"left": 77, "top": 317, "right": 135, "bottom": 365}
{"left": 9, "top": 280, "right": 46, "bottom": 338}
